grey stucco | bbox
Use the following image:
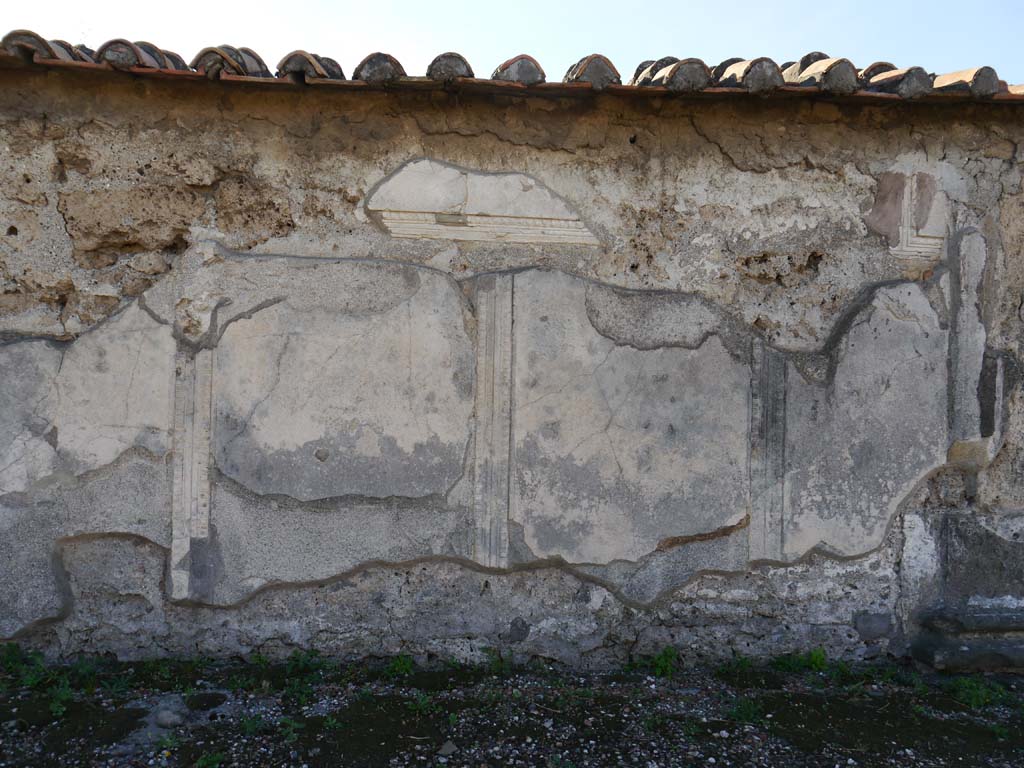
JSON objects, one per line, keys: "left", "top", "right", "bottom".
{"left": 2, "top": 67, "right": 1023, "bottom": 667}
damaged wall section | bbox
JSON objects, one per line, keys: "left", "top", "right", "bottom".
{"left": 1, "top": 63, "right": 1023, "bottom": 668}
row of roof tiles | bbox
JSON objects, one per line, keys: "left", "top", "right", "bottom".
{"left": 3, "top": 29, "right": 1021, "bottom": 101}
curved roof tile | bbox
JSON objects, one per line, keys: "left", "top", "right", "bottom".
{"left": 710, "top": 58, "right": 745, "bottom": 83}
{"left": 631, "top": 56, "right": 680, "bottom": 86}
{"left": 96, "top": 40, "right": 161, "bottom": 69}
{"left": 564, "top": 54, "right": 620, "bottom": 90}
{"left": 718, "top": 58, "right": 784, "bottom": 94}
{"left": 277, "top": 51, "right": 345, "bottom": 81}
{"left": 3, "top": 29, "right": 1022, "bottom": 101}
{"left": 492, "top": 54, "right": 545, "bottom": 84}
{"left": 865, "top": 67, "right": 934, "bottom": 99}
{"left": 795, "top": 57, "right": 859, "bottom": 94}
{"left": 859, "top": 61, "right": 896, "bottom": 81}
{"left": 427, "top": 52, "right": 474, "bottom": 81}
{"left": 353, "top": 52, "right": 406, "bottom": 83}
{"left": 191, "top": 45, "right": 271, "bottom": 78}
{"left": 934, "top": 67, "right": 1003, "bottom": 97}
{"left": 653, "top": 59, "right": 711, "bottom": 92}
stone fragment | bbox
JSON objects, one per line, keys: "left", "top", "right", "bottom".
{"left": 854, "top": 612, "right": 893, "bottom": 642}
{"left": 153, "top": 708, "right": 184, "bottom": 728}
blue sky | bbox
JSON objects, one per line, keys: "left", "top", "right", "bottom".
{"left": 11, "top": 0, "right": 1024, "bottom": 83}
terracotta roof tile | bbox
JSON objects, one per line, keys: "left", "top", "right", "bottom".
{"left": 353, "top": 52, "right": 405, "bottom": 83}
{"left": 630, "top": 56, "right": 679, "bottom": 86}
{"left": 51, "top": 39, "right": 94, "bottom": 63}
{"left": 933, "top": 67, "right": 1003, "bottom": 97}
{"left": 191, "top": 45, "right": 272, "bottom": 78}
{"left": 781, "top": 51, "right": 830, "bottom": 82}
{"left": 865, "top": 67, "right": 933, "bottom": 99}
{"left": 277, "top": 51, "right": 344, "bottom": 81}
{"left": 710, "top": 58, "right": 744, "bottom": 83}
{"left": 427, "top": 52, "right": 474, "bottom": 81}
{"left": 651, "top": 59, "right": 712, "bottom": 92}
{"left": 3, "top": 30, "right": 85, "bottom": 62}
{"left": 717, "top": 58, "right": 784, "bottom": 94}
{"left": 859, "top": 61, "right": 896, "bottom": 81}
{"left": 564, "top": 54, "right": 620, "bottom": 90}
{"left": 492, "top": 54, "right": 545, "bottom": 85}
{"left": 95, "top": 39, "right": 187, "bottom": 70}
{"left": 2, "top": 29, "right": 1022, "bottom": 103}
{"left": 785, "top": 57, "right": 859, "bottom": 94}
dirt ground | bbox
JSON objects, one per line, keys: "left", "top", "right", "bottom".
{"left": 0, "top": 644, "right": 1021, "bottom": 767}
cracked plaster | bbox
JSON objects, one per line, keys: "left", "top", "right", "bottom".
{"left": 1, "top": 68, "right": 1023, "bottom": 666}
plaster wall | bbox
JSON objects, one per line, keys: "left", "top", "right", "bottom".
{"left": 2, "top": 66, "right": 1023, "bottom": 667}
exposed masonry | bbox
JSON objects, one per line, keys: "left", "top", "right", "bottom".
{"left": 1, "top": 54, "right": 1024, "bottom": 670}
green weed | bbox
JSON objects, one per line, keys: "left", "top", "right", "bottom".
{"left": 642, "top": 712, "right": 668, "bottom": 734}
{"left": 651, "top": 646, "right": 679, "bottom": 678}
{"left": 286, "top": 649, "right": 324, "bottom": 677}
{"left": 727, "top": 696, "right": 765, "bottom": 724}
{"left": 101, "top": 674, "right": 131, "bottom": 696}
{"left": 283, "top": 676, "right": 313, "bottom": 705}
{"left": 770, "top": 648, "right": 828, "bottom": 674}
{"left": 47, "top": 675, "right": 74, "bottom": 718}
{"left": 945, "top": 676, "right": 1007, "bottom": 709}
{"left": 68, "top": 657, "right": 99, "bottom": 690}
{"left": 156, "top": 732, "right": 181, "bottom": 750}
{"left": 484, "top": 648, "right": 513, "bottom": 676}
{"left": 227, "top": 674, "right": 258, "bottom": 693}
{"left": 240, "top": 715, "right": 266, "bottom": 736}
{"left": 279, "top": 715, "right": 306, "bottom": 743}
{"left": 385, "top": 654, "right": 414, "bottom": 678}
{"left": 406, "top": 692, "right": 440, "bottom": 717}
{"left": 717, "top": 655, "right": 752, "bottom": 676}
{"left": 194, "top": 752, "right": 224, "bottom": 768}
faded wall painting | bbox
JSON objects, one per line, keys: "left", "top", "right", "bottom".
{"left": 0, "top": 158, "right": 999, "bottom": 638}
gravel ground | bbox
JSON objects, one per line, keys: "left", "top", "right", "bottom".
{"left": 0, "top": 645, "right": 1021, "bottom": 767}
